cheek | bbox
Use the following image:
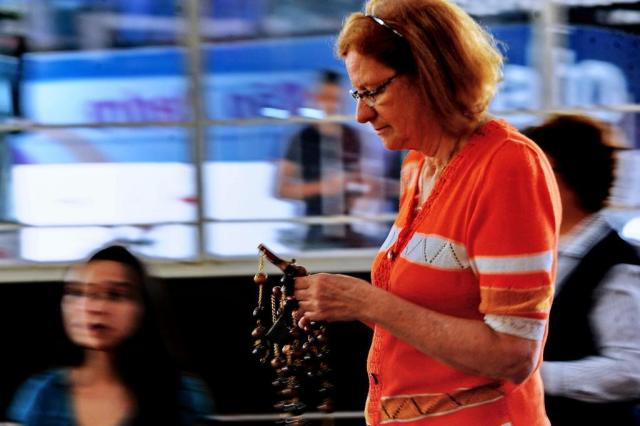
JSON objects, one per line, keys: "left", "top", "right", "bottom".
{"left": 61, "top": 299, "right": 81, "bottom": 327}
{"left": 116, "top": 304, "right": 143, "bottom": 336}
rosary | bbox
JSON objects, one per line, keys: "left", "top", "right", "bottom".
{"left": 252, "top": 244, "right": 333, "bottom": 424}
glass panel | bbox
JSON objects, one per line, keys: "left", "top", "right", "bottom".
{"left": 558, "top": 3, "right": 640, "bottom": 108}
{"left": 8, "top": 0, "right": 182, "bottom": 52}
{"left": 203, "top": 37, "right": 348, "bottom": 121}
{"left": 5, "top": 126, "right": 195, "bottom": 261}
{"left": 21, "top": 47, "right": 189, "bottom": 125}
{"left": 201, "top": 0, "right": 362, "bottom": 41}
{"left": 19, "top": 224, "right": 197, "bottom": 262}
{"left": 204, "top": 122, "right": 401, "bottom": 256}
{"left": 259, "top": 0, "right": 361, "bottom": 37}
{"left": 466, "top": 6, "right": 542, "bottom": 128}
{"left": 207, "top": 219, "right": 395, "bottom": 258}
{"left": 608, "top": 112, "right": 640, "bottom": 247}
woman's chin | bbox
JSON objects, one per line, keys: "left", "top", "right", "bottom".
{"left": 77, "top": 339, "right": 117, "bottom": 352}
{"left": 381, "top": 136, "right": 406, "bottom": 151}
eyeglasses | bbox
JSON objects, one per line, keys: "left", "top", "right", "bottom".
{"left": 349, "top": 74, "right": 399, "bottom": 108}
{"left": 366, "top": 14, "right": 404, "bottom": 39}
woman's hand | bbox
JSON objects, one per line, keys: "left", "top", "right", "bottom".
{"left": 294, "top": 273, "right": 371, "bottom": 323}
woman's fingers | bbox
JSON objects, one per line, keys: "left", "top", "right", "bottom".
{"left": 294, "top": 288, "right": 309, "bottom": 301}
{"left": 294, "top": 276, "right": 311, "bottom": 290}
{"left": 298, "top": 300, "right": 314, "bottom": 312}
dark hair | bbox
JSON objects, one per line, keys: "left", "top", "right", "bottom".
{"left": 62, "top": 245, "right": 187, "bottom": 425}
{"left": 523, "top": 114, "right": 619, "bottom": 213}
{"left": 320, "top": 69, "right": 342, "bottom": 86}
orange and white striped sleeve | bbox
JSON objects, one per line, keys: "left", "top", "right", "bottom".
{"left": 467, "top": 138, "right": 561, "bottom": 341}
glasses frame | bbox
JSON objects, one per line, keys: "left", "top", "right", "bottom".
{"left": 349, "top": 74, "right": 400, "bottom": 108}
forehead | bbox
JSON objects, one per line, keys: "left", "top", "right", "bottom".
{"left": 345, "top": 50, "right": 395, "bottom": 88}
{"left": 316, "top": 82, "right": 341, "bottom": 96}
{"left": 66, "top": 260, "right": 136, "bottom": 285}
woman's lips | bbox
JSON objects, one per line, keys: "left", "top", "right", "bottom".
{"left": 88, "top": 323, "right": 110, "bottom": 333}
{"left": 375, "top": 125, "right": 390, "bottom": 134}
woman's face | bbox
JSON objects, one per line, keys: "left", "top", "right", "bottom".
{"left": 345, "top": 50, "right": 434, "bottom": 152}
{"left": 62, "top": 260, "right": 143, "bottom": 351}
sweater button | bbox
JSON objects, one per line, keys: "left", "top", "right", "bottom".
{"left": 387, "top": 250, "right": 396, "bottom": 260}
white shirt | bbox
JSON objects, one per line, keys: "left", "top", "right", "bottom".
{"left": 541, "top": 214, "right": 640, "bottom": 402}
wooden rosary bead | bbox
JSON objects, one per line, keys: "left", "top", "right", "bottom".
{"left": 283, "top": 402, "right": 306, "bottom": 415}
{"left": 289, "top": 326, "right": 302, "bottom": 339}
{"left": 253, "top": 272, "right": 267, "bottom": 285}
{"left": 251, "top": 325, "right": 266, "bottom": 338}
{"left": 278, "top": 366, "right": 290, "bottom": 375}
{"left": 270, "top": 357, "right": 285, "bottom": 369}
{"left": 251, "top": 346, "right": 268, "bottom": 359}
{"left": 317, "top": 399, "right": 333, "bottom": 413}
{"left": 282, "top": 344, "right": 293, "bottom": 355}
{"left": 279, "top": 387, "right": 299, "bottom": 398}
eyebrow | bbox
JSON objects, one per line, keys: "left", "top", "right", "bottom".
{"left": 66, "top": 280, "right": 136, "bottom": 290}
{"left": 103, "top": 280, "right": 136, "bottom": 289}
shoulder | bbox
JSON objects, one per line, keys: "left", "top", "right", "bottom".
{"left": 297, "top": 125, "right": 320, "bottom": 139}
{"left": 6, "top": 369, "right": 67, "bottom": 422}
{"left": 479, "top": 120, "right": 549, "bottom": 168}
{"left": 339, "top": 124, "right": 360, "bottom": 138}
{"left": 178, "top": 375, "right": 215, "bottom": 419}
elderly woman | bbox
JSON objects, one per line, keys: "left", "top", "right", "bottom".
{"left": 294, "top": 0, "right": 561, "bottom": 425}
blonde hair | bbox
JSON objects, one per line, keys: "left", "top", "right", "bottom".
{"left": 336, "top": 0, "right": 503, "bottom": 137}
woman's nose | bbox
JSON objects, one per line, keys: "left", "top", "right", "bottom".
{"left": 83, "top": 293, "right": 107, "bottom": 314}
{"left": 355, "top": 99, "right": 376, "bottom": 123}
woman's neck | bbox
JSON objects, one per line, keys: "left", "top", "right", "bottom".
{"left": 420, "top": 133, "right": 462, "bottom": 165}
{"left": 419, "top": 116, "right": 488, "bottom": 163}
{"left": 74, "top": 349, "right": 120, "bottom": 385}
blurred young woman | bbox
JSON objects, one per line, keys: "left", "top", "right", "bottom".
{"left": 7, "top": 245, "right": 213, "bottom": 425}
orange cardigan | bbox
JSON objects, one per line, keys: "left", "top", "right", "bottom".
{"left": 366, "top": 120, "right": 561, "bottom": 425}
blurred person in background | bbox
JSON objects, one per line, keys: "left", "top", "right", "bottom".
{"left": 277, "top": 69, "right": 374, "bottom": 249}
{"left": 6, "top": 245, "right": 213, "bottom": 425}
{"left": 524, "top": 115, "right": 640, "bottom": 426}
{"left": 293, "top": 0, "right": 561, "bottom": 425}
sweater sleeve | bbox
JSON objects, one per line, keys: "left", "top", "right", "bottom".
{"left": 467, "top": 138, "right": 561, "bottom": 341}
